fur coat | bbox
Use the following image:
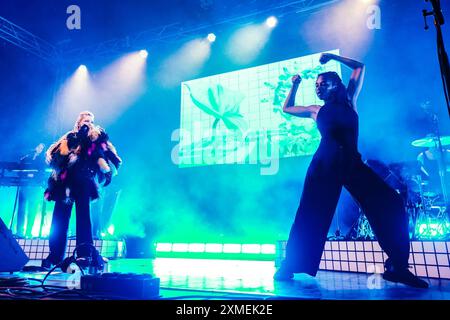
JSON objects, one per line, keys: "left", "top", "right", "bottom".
{"left": 44, "top": 125, "right": 122, "bottom": 202}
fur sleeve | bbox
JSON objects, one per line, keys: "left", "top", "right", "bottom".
{"left": 45, "top": 131, "right": 73, "bottom": 169}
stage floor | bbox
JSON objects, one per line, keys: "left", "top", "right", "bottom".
{"left": 1, "top": 258, "right": 448, "bottom": 300}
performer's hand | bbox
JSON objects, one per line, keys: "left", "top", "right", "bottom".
{"left": 103, "top": 171, "right": 112, "bottom": 187}
{"left": 68, "top": 153, "right": 77, "bottom": 165}
{"left": 292, "top": 75, "right": 302, "bottom": 85}
{"left": 78, "top": 124, "right": 90, "bottom": 137}
{"left": 98, "top": 158, "right": 111, "bottom": 173}
{"left": 67, "top": 133, "right": 80, "bottom": 149}
{"left": 319, "top": 53, "right": 334, "bottom": 64}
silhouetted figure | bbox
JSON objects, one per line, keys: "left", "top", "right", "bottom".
{"left": 274, "top": 53, "right": 428, "bottom": 288}
{"left": 417, "top": 146, "right": 450, "bottom": 198}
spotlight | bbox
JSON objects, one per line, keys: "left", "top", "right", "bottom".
{"left": 107, "top": 224, "right": 115, "bottom": 235}
{"left": 78, "top": 64, "right": 87, "bottom": 72}
{"left": 139, "top": 49, "right": 148, "bottom": 59}
{"left": 266, "top": 16, "right": 278, "bottom": 28}
{"left": 207, "top": 33, "right": 216, "bottom": 43}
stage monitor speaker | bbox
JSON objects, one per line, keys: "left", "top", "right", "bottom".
{"left": 0, "top": 218, "right": 29, "bottom": 272}
{"left": 124, "top": 236, "right": 156, "bottom": 259}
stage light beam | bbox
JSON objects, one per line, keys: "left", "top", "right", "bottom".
{"left": 266, "top": 16, "right": 278, "bottom": 28}
{"left": 78, "top": 64, "right": 87, "bottom": 73}
{"left": 139, "top": 50, "right": 148, "bottom": 59}
{"left": 207, "top": 33, "right": 216, "bottom": 43}
{"left": 51, "top": 63, "right": 95, "bottom": 132}
{"left": 107, "top": 224, "right": 115, "bottom": 235}
{"left": 158, "top": 38, "right": 212, "bottom": 87}
{"left": 92, "top": 51, "right": 148, "bottom": 124}
{"left": 302, "top": 0, "right": 376, "bottom": 57}
{"left": 226, "top": 22, "right": 274, "bottom": 64}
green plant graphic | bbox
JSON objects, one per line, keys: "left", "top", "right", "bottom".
{"left": 261, "top": 63, "right": 324, "bottom": 157}
{"left": 184, "top": 83, "right": 249, "bottom": 163}
{"left": 262, "top": 64, "right": 324, "bottom": 117}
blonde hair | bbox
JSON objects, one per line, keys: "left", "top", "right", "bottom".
{"left": 74, "top": 111, "right": 95, "bottom": 131}
{"left": 74, "top": 110, "right": 102, "bottom": 141}
{"left": 46, "top": 111, "right": 102, "bottom": 164}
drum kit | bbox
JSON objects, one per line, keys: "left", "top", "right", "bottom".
{"left": 349, "top": 134, "right": 450, "bottom": 241}
{"left": 406, "top": 134, "right": 449, "bottom": 240}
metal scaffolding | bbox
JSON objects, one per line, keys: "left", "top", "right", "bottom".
{"left": 62, "top": 0, "right": 340, "bottom": 63}
{"left": 0, "top": 16, "right": 61, "bottom": 64}
{"left": 0, "top": 0, "right": 339, "bottom": 64}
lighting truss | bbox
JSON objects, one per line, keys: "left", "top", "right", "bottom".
{"left": 62, "top": 0, "right": 340, "bottom": 63}
{"left": 0, "top": 15, "right": 61, "bottom": 64}
{"left": 0, "top": 1, "right": 339, "bottom": 64}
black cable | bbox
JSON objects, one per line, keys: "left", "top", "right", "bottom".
{"left": 4, "top": 287, "right": 43, "bottom": 295}
{"left": 41, "top": 243, "right": 94, "bottom": 286}
{"left": 0, "top": 280, "right": 95, "bottom": 300}
{"left": 0, "top": 286, "right": 46, "bottom": 300}
{"left": 39, "top": 289, "right": 97, "bottom": 300}
{"left": 41, "top": 263, "right": 63, "bottom": 286}
{"left": 0, "top": 258, "right": 92, "bottom": 300}
{"left": 26, "top": 278, "right": 44, "bottom": 286}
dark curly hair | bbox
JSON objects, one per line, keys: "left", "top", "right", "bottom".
{"left": 317, "top": 71, "right": 350, "bottom": 107}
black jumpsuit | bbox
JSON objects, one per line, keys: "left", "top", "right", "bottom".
{"left": 284, "top": 100, "right": 410, "bottom": 276}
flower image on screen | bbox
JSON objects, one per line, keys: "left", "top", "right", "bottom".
{"left": 179, "top": 49, "right": 341, "bottom": 167}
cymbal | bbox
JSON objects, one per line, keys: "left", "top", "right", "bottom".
{"left": 411, "top": 136, "right": 450, "bottom": 148}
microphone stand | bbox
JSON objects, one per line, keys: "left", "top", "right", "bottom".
{"left": 420, "top": 100, "right": 449, "bottom": 237}
{"left": 430, "top": 113, "right": 449, "bottom": 208}
{"left": 423, "top": 0, "right": 450, "bottom": 117}
{"left": 425, "top": 107, "right": 450, "bottom": 238}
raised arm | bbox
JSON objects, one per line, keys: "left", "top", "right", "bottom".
{"left": 320, "top": 53, "right": 365, "bottom": 109}
{"left": 282, "top": 75, "right": 321, "bottom": 120}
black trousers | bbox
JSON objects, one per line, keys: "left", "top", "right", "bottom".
{"left": 284, "top": 155, "right": 410, "bottom": 276}
{"left": 47, "top": 188, "right": 94, "bottom": 263}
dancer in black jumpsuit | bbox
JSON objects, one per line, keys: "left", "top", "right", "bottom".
{"left": 274, "top": 53, "right": 428, "bottom": 288}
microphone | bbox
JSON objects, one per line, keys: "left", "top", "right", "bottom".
{"left": 429, "top": 0, "right": 445, "bottom": 26}
{"left": 19, "top": 150, "right": 35, "bottom": 161}
{"left": 79, "top": 124, "right": 89, "bottom": 137}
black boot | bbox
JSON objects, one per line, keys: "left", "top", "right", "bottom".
{"left": 383, "top": 258, "right": 429, "bottom": 289}
{"left": 41, "top": 258, "right": 54, "bottom": 270}
{"left": 41, "top": 255, "right": 62, "bottom": 270}
{"left": 273, "top": 262, "right": 294, "bottom": 281}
